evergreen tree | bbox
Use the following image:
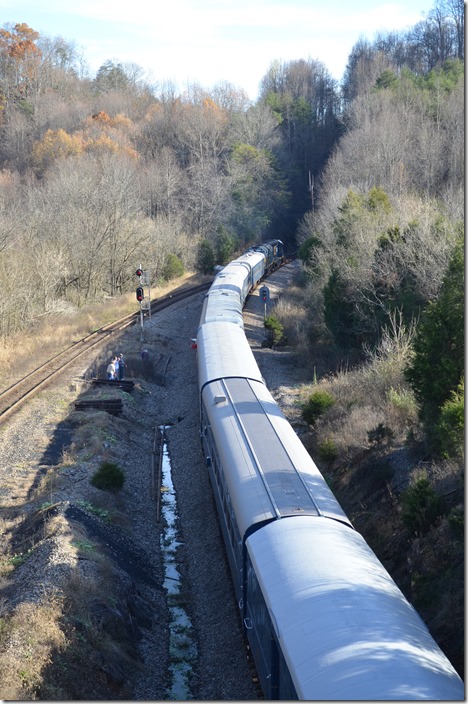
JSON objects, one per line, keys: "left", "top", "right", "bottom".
{"left": 405, "top": 237, "right": 464, "bottom": 448}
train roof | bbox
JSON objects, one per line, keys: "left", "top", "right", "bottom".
{"left": 246, "top": 517, "right": 464, "bottom": 701}
{"left": 199, "top": 371, "right": 351, "bottom": 537}
{"left": 230, "top": 250, "right": 266, "bottom": 266}
{"left": 200, "top": 289, "right": 244, "bottom": 327}
{"left": 197, "top": 321, "right": 264, "bottom": 390}
{"left": 211, "top": 251, "right": 265, "bottom": 285}
{"left": 209, "top": 257, "right": 261, "bottom": 303}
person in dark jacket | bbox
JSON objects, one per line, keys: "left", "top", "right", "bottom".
{"left": 118, "top": 354, "right": 125, "bottom": 380}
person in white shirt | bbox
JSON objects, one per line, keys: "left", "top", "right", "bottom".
{"left": 107, "top": 357, "right": 117, "bottom": 380}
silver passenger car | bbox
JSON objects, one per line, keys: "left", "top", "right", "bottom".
{"left": 246, "top": 516, "right": 464, "bottom": 700}
{"left": 200, "top": 249, "right": 266, "bottom": 327}
{"left": 198, "top": 320, "right": 351, "bottom": 601}
{"left": 209, "top": 250, "right": 265, "bottom": 302}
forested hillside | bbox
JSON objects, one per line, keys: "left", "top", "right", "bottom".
{"left": 0, "top": 0, "right": 464, "bottom": 674}
{"left": 0, "top": 4, "right": 463, "bottom": 334}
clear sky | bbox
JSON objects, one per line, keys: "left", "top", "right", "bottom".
{"left": 3, "top": 0, "right": 436, "bottom": 99}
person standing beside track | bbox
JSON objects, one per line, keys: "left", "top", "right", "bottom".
{"left": 107, "top": 357, "right": 117, "bottom": 380}
{"left": 118, "top": 354, "right": 125, "bottom": 380}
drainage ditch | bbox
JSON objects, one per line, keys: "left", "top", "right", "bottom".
{"left": 158, "top": 426, "right": 197, "bottom": 700}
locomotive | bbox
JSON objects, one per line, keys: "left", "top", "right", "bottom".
{"left": 196, "top": 240, "right": 463, "bottom": 700}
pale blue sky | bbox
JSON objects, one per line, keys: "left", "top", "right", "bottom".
{"left": 2, "top": 0, "right": 436, "bottom": 99}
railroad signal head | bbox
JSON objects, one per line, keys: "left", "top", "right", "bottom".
{"left": 136, "top": 286, "right": 144, "bottom": 302}
{"left": 135, "top": 268, "right": 143, "bottom": 278}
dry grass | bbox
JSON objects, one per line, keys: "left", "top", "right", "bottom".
{"left": 316, "top": 405, "right": 387, "bottom": 455}
{"left": 0, "top": 271, "right": 203, "bottom": 391}
{"left": 74, "top": 410, "right": 115, "bottom": 456}
{"left": 0, "top": 506, "right": 138, "bottom": 700}
{"left": 295, "top": 311, "right": 419, "bottom": 454}
{"left": 274, "top": 288, "right": 308, "bottom": 347}
{"left": 0, "top": 598, "right": 66, "bottom": 700}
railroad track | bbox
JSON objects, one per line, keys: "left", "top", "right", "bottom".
{"left": 0, "top": 282, "right": 211, "bottom": 423}
{"left": 0, "top": 254, "right": 294, "bottom": 424}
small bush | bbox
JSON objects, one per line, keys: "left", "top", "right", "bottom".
{"left": 318, "top": 438, "right": 339, "bottom": 463}
{"left": 264, "top": 314, "right": 285, "bottom": 346}
{"left": 162, "top": 253, "right": 184, "bottom": 281}
{"left": 387, "top": 386, "right": 418, "bottom": 422}
{"left": 91, "top": 461, "right": 125, "bottom": 492}
{"left": 401, "top": 476, "right": 444, "bottom": 535}
{"left": 302, "top": 390, "right": 335, "bottom": 425}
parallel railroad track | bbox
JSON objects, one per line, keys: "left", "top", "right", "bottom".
{"left": 0, "top": 253, "right": 295, "bottom": 424}
{"left": 0, "top": 282, "right": 211, "bottom": 423}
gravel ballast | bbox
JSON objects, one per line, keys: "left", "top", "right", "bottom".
{"left": 0, "top": 262, "right": 303, "bottom": 700}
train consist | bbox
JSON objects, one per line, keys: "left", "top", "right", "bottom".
{"left": 196, "top": 240, "right": 464, "bottom": 700}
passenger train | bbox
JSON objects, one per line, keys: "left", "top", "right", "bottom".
{"left": 196, "top": 239, "right": 464, "bottom": 700}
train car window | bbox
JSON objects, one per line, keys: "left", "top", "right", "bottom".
{"left": 211, "top": 444, "right": 220, "bottom": 480}
{"left": 220, "top": 467, "right": 227, "bottom": 494}
{"left": 231, "top": 518, "right": 243, "bottom": 572}
{"left": 229, "top": 513, "right": 235, "bottom": 545}
{"left": 245, "top": 555, "right": 279, "bottom": 699}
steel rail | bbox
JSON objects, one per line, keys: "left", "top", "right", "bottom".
{"left": 0, "top": 282, "right": 211, "bottom": 423}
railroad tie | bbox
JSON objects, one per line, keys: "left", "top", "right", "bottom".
{"left": 74, "top": 398, "right": 123, "bottom": 416}
{"left": 91, "top": 378, "right": 135, "bottom": 392}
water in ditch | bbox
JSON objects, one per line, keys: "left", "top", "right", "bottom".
{"left": 159, "top": 426, "right": 197, "bottom": 700}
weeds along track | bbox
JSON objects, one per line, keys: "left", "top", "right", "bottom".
{"left": 0, "top": 282, "right": 211, "bottom": 423}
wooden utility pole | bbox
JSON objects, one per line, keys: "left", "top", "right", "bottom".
{"left": 309, "top": 171, "right": 315, "bottom": 211}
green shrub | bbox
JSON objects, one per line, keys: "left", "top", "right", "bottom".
{"left": 297, "top": 235, "right": 322, "bottom": 279}
{"left": 197, "top": 239, "right": 215, "bottom": 274}
{"left": 323, "top": 270, "right": 358, "bottom": 348}
{"left": 435, "top": 378, "right": 464, "bottom": 458}
{"left": 302, "top": 390, "right": 335, "bottom": 425}
{"left": 215, "top": 230, "right": 236, "bottom": 264}
{"left": 318, "top": 438, "right": 339, "bottom": 462}
{"left": 91, "top": 461, "right": 125, "bottom": 492}
{"left": 401, "top": 476, "right": 444, "bottom": 535}
{"left": 264, "top": 314, "right": 285, "bottom": 346}
{"left": 405, "top": 237, "right": 464, "bottom": 444}
{"left": 162, "top": 253, "right": 184, "bottom": 281}
{"left": 387, "top": 386, "right": 417, "bottom": 416}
